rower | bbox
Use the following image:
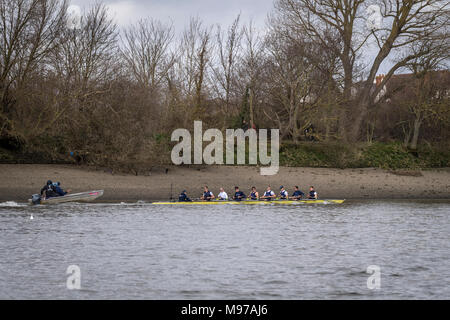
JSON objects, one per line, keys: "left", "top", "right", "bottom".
{"left": 279, "top": 186, "right": 288, "bottom": 200}
{"left": 179, "top": 190, "right": 191, "bottom": 202}
{"left": 201, "top": 186, "right": 215, "bottom": 201}
{"left": 233, "top": 186, "right": 246, "bottom": 201}
{"left": 248, "top": 186, "right": 259, "bottom": 200}
{"left": 308, "top": 186, "right": 318, "bottom": 199}
{"left": 290, "top": 186, "right": 305, "bottom": 200}
{"left": 261, "top": 186, "right": 276, "bottom": 201}
{"left": 218, "top": 187, "right": 228, "bottom": 200}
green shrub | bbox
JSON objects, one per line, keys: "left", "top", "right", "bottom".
{"left": 278, "top": 141, "right": 448, "bottom": 169}
{"left": 360, "top": 142, "right": 419, "bottom": 169}
{"left": 280, "top": 142, "right": 357, "bottom": 168}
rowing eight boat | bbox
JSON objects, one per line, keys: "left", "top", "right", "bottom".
{"left": 153, "top": 199, "right": 345, "bottom": 205}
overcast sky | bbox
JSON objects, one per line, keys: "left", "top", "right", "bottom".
{"left": 69, "top": 0, "right": 394, "bottom": 74}
{"left": 70, "top": 0, "right": 274, "bottom": 32}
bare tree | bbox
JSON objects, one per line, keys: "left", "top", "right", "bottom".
{"left": 275, "top": 0, "right": 449, "bottom": 141}
{"left": 263, "top": 11, "right": 341, "bottom": 141}
{"left": 0, "top": 0, "right": 68, "bottom": 142}
{"left": 178, "top": 17, "right": 212, "bottom": 117}
{"left": 52, "top": 3, "right": 118, "bottom": 103}
{"left": 46, "top": 2, "right": 119, "bottom": 155}
{"left": 264, "top": 32, "right": 320, "bottom": 141}
{"left": 210, "top": 15, "right": 243, "bottom": 122}
{"left": 240, "top": 20, "right": 266, "bottom": 129}
{"left": 121, "top": 18, "right": 175, "bottom": 90}
{"left": 397, "top": 38, "right": 450, "bottom": 150}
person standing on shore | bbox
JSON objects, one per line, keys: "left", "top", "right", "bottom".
{"left": 201, "top": 186, "right": 215, "bottom": 201}
{"left": 218, "top": 188, "right": 228, "bottom": 200}
{"left": 308, "top": 186, "right": 318, "bottom": 199}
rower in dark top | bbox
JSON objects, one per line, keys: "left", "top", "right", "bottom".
{"left": 308, "top": 186, "right": 318, "bottom": 199}
{"left": 260, "top": 186, "right": 276, "bottom": 201}
{"left": 290, "top": 186, "right": 305, "bottom": 200}
{"left": 179, "top": 190, "right": 191, "bottom": 202}
{"left": 279, "top": 186, "right": 288, "bottom": 200}
{"left": 201, "top": 186, "right": 215, "bottom": 201}
{"left": 248, "top": 186, "right": 259, "bottom": 200}
{"left": 233, "top": 186, "right": 246, "bottom": 201}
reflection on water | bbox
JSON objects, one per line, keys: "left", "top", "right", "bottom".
{"left": 0, "top": 200, "right": 449, "bottom": 299}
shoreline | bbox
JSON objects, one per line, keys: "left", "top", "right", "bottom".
{"left": 1, "top": 164, "right": 449, "bottom": 201}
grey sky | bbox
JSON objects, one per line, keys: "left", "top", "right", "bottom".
{"left": 69, "top": 0, "right": 395, "bottom": 74}
{"left": 70, "top": 0, "right": 273, "bottom": 32}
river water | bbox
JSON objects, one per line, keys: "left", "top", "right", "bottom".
{"left": 0, "top": 200, "right": 449, "bottom": 299}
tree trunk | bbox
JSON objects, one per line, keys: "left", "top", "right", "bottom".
{"left": 409, "top": 118, "right": 421, "bottom": 150}
{"left": 349, "top": 90, "right": 372, "bottom": 142}
{"left": 324, "top": 117, "right": 330, "bottom": 141}
{"left": 292, "top": 105, "right": 300, "bottom": 143}
{"left": 350, "top": 109, "right": 366, "bottom": 142}
{"left": 338, "top": 105, "right": 348, "bottom": 141}
{"left": 249, "top": 87, "right": 254, "bottom": 128}
{"left": 402, "top": 123, "right": 412, "bottom": 148}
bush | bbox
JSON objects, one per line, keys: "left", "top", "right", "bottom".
{"left": 279, "top": 141, "right": 449, "bottom": 169}
{"left": 360, "top": 142, "right": 419, "bottom": 169}
{"left": 280, "top": 142, "right": 357, "bottom": 168}
{"left": 417, "top": 144, "right": 450, "bottom": 167}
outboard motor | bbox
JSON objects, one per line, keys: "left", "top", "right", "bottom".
{"left": 31, "top": 194, "right": 41, "bottom": 205}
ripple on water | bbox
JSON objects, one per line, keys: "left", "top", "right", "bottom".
{"left": 0, "top": 200, "right": 449, "bottom": 299}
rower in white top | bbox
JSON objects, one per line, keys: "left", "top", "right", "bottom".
{"left": 218, "top": 187, "right": 228, "bottom": 200}
{"left": 260, "top": 186, "right": 276, "bottom": 201}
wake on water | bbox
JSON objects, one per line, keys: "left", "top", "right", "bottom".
{"left": 0, "top": 201, "right": 148, "bottom": 209}
{"left": 0, "top": 201, "right": 27, "bottom": 207}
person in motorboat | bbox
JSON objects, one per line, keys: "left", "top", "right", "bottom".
{"left": 179, "top": 190, "right": 192, "bottom": 202}
{"left": 290, "top": 186, "right": 305, "bottom": 200}
{"left": 279, "top": 186, "right": 288, "bottom": 200}
{"left": 218, "top": 188, "right": 228, "bottom": 200}
{"left": 233, "top": 186, "right": 246, "bottom": 201}
{"left": 53, "top": 182, "right": 71, "bottom": 197}
{"left": 260, "top": 186, "right": 276, "bottom": 201}
{"left": 40, "top": 180, "right": 59, "bottom": 199}
{"left": 308, "top": 186, "right": 318, "bottom": 199}
{"left": 201, "top": 186, "right": 215, "bottom": 201}
{"left": 40, "top": 180, "right": 52, "bottom": 195}
{"left": 248, "top": 186, "right": 259, "bottom": 200}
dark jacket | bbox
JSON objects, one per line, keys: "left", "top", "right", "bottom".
{"left": 54, "top": 186, "right": 67, "bottom": 196}
{"left": 292, "top": 190, "right": 305, "bottom": 198}
{"left": 179, "top": 193, "right": 191, "bottom": 202}
{"left": 234, "top": 191, "right": 246, "bottom": 201}
{"left": 41, "top": 184, "right": 58, "bottom": 198}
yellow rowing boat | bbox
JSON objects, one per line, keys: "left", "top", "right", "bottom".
{"left": 153, "top": 199, "right": 345, "bottom": 205}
